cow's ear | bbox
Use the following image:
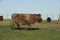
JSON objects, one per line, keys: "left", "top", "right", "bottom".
{"left": 39, "top": 14, "right": 41, "bottom": 16}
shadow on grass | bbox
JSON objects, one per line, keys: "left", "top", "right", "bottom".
{"left": 14, "top": 28, "right": 40, "bottom": 30}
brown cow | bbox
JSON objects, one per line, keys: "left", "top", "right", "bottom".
{"left": 10, "top": 13, "right": 42, "bottom": 30}
{"left": 0, "top": 16, "right": 3, "bottom": 21}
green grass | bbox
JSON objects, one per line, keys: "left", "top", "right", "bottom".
{"left": 0, "top": 26, "right": 60, "bottom": 40}
{"left": 3, "top": 19, "right": 11, "bottom": 21}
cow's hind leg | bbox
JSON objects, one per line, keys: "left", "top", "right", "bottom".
{"left": 10, "top": 22, "right": 15, "bottom": 30}
{"left": 15, "top": 22, "right": 21, "bottom": 30}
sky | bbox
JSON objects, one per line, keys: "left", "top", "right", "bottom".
{"left": 0, "top": 0, "right": 60, "bottom": 20}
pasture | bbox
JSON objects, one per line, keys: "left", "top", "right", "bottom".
{"left": 0, "top": 19, "right": 60, "bottom": 40}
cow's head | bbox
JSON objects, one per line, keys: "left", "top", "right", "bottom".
{"left": 37, "top": 18, "right": 42, "bottom": 23}
{"left": 35, "top": 14, "right": 42, "bottom": 23}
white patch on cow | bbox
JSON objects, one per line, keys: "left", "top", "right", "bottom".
{"left": 25, "top": 14, "right": 30, "bottom": 21}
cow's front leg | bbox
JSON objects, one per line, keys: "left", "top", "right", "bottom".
{"left": 27, "top": 24, "right": 33, "bottom": 30}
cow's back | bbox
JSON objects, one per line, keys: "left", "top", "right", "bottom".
{"left": 12, "top": 14, "right": 36, "bottom": 25}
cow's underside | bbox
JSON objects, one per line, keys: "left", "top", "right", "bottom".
{"left": 10, "top": 21, "right": 36, "bottom": 30}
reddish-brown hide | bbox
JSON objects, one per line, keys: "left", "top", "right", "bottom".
{"left": 10, "top": 13, "right": 42, "bottom": 30}
{"left": 0, "top": 16, "right": 3, "bottom": 21}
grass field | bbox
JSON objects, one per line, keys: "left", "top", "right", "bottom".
{"left": 0, "top": 19, "right": 60, "bottom": 40}
{"left": 0, "top": 25, "right": 60, "bottom": 40}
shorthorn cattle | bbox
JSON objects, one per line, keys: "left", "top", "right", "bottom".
{"left": 10, "top": 13, "right": 42, "bottom": 30}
